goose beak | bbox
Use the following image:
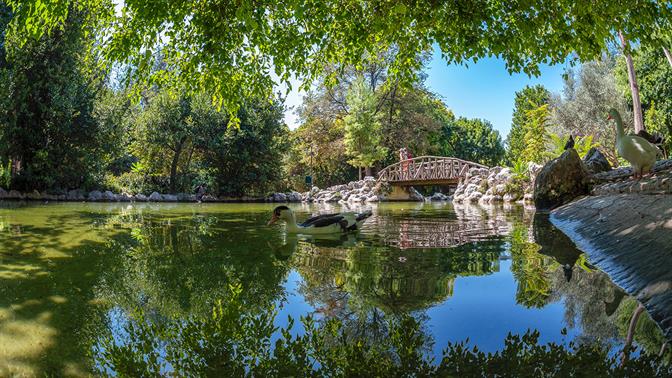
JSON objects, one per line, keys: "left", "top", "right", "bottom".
{"left": 607, "top": 114, "right": 612, "bottom": 121}
{"left": 267, "top": 214, "right": 279, "bottom": 226}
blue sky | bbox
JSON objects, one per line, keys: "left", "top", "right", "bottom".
{"left": 283, "top": 47, "right": 568, "bottom": 139}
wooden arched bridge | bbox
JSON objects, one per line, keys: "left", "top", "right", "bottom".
{"left": 377, "top": 156, "right": 488, "bottom": 200}
{"left": 378, "top": 156, "right": 488, "bottom": 186}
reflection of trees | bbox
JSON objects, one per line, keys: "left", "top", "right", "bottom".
{"left": 532, "top": 214, "right": 670, "bottom": 356}
{"left": 95, "top": 210, "right": 291, "bottom": 319}
{"left": 509, "top": 222, "right": 553, "bottom": 308}
{"left": 294, "top": 237, "right": 504, "bottom": 316}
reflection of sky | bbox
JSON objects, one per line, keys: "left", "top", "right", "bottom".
{"left": 425, "top": 260, "right": 577, "bottom": 356}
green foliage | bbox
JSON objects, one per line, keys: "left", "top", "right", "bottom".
{"left": 9, "top": 1, "right": 672, "bottom": 121}
{"left": 522, "top": 103, "right": 550, "bottom": 164}
{"left": 0, "top": 8, "right": 110, "bottom": 190}
{"left": 93, "top": 285, "right": 672, "bottom": 376}
{"left": 615, "top": 46, "right": 672, "bottom": 152}
{"left": 552, "top": 57, "right": 630, "bottom": 165}
{"left": 545, "top": 133, "right": 601, "bottom": 161}
{"left": 438, "top": 117, "right": 505, "bottom": 166}
{"left": 509, "top": 224, "right": 551, "bottom": 308}
{"left": 343, "top": 77, "right": 387, "bottom": 172}
{"left": 507, "top": 85, "right": 551, "bottom": 164}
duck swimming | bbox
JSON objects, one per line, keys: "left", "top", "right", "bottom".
{"left": 267, "top": 206, "right": 373, "bottom": 234}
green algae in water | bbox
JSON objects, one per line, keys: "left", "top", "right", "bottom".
{"left": 0, "top": 202, "right": 668, "bottom": 376}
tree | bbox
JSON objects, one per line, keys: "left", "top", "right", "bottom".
{"left": 438, "top": 117, "right": 505, "bottom": 166}
{"left": 506, "top": 85, "right": 551, "bottom": 164}
{"left": 522, "top": 104, "right": 550, "bottom": 164}
{"left": 133, "top": 92, "right": 197, "bottom": 193}
{"left": 343, "top": 77, "right": 387, "bottom": 178}
{"left": 0, "top": 8, "right": 108, "bottom": 190}
{"left": 616, "top": 46, "right": 672, "bottom": 153}
{"left": 618, "top": 32, "right": 645, "bottom": 133}
{"left": 9, "top": 1, "right": 672, "bottom": 120}
{"left": 551, "top": 57, "right": 632, "bottom": 165}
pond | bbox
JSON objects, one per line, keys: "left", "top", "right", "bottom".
{"left": 0, "top": 201, "right": 668, "bottom": 376}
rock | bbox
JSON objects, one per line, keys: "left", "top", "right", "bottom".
{"left": 115, "top": 193, "right": 131, "bottom": 202}
{"left": 26, "top": 190, "right": 42, "bottom": 200}
{"left": 102, "top": 191, "right": 116, "bottom": 201}
{"left": 177, "top": 193, "right": 194, "bottom": 202}
{"left": 149, "top": 192, "right": 162, "bottom": 202}
{"left": 325, "top": 192, "right": 342, "bottom": 202}
{"left": 202, "top": 194, "right": 218, "bottom": 202}
{"left": 310, "top": 186, "right": 320, "bottom": 196}
{"left": 162, "top": 194, "right": 178, "bottom": 202}
{"left": 494, "top": 184, "right": 507, "bottom": 196}
{"left": 428, "top": 192, "right": 450, "bottom": 201}
{"left": 534, "top": 149, "right": 589, "bottom": 210}
{"left": 582, "top": 147, "right": 611, "bottom": 174}
{"left": 0, "top": 188, "right": 7, "bottom": 198}
{"left": 67, "top": 189, "right": 86, "bottom": 201}
{"left": 408, "top": 187, "right": 424, "bottom": 201}
{"left": 365, "top": 195, "right": 379, "bottom": 202}
{"left": 467, "top": 191, "right": 483, "bottom": 202}
{"left": 88, "top": 190, "right": 103, "bottom": 201}
{"left": 135, "top": 194, "right": 148, "bottom": 202}
{"left": 287, "top": 191, "right": 302, "bottom": 202}
{"left": 7, "top": 190, "right": 22, "bottom": 199}
{"left": 270, "top": 192, "right": 287, "bottom": 202}
{"left": 551, "top": 194, "right": 672, "bottom": 340}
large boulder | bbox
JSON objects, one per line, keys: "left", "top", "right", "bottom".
{"left": 67, "top": 189, "right": 86, "bottom": 201}
{"left": 534, "top": 149, "right": 589, "bottom": 210}
{"left": 102, "top": 191, "right": 116, "bottom": 201}
{"left": 88, "top": 190, "right": 103, "bottom": 201}
{"left": 162, "top": 194, "right": 178, "bottom": 202}
{"left": 270, "top": 192, "right": 287, "bottom": 202}
{"left": 148, "top": 192, "right": 162, "bottom": 202}
{"left": 582, "top": 147, "right": 611, "bottom": 175}
{"left": 0, "top": 188, "right": 6, "bottom": 199}
{"left": 287, "top": 191, "right": 302, "bottom": 202}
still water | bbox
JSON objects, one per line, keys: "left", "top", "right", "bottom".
{"left": 0, "top": 201, "right": 666, "bottom": 376}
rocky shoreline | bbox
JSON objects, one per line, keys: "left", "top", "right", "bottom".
{"left": 542, "top": 155, "right": 672, "bottom": 341}
{"left": 452, "top": 163, "right": 542, "bottom": 205}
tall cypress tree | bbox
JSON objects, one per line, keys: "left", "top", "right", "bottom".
{"left": 506, "top": 85, "right": 550, "bottom": 164}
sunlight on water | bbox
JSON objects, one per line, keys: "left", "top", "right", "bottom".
{"left": 0, "top": 201, "right": 667, "bottom": 376}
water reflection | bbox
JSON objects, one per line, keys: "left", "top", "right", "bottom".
{"left": 0, "top": 202, "right": 668, "bottom": 376}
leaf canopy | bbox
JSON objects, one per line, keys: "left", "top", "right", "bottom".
{"left": 6, "top": 0, "right": 672, "bottom": 120}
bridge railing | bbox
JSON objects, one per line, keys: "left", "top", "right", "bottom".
{"left": 377, "top": 156, "right": 488, "bottom": 183}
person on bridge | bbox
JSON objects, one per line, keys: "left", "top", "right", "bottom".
{"left": 400, "top": 148, "right": 413, "bottom": 178}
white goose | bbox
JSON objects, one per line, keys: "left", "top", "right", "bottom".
{"left": 608, "top": 108, "right": 659, "bottom": 179}
{"left": 267, "top": 206, "right": 373, "bottom": 234}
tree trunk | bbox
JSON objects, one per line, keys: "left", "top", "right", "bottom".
{"left": 358, "top": 167, "right": 362, "bottom": 180}
{"left": 365, "top": 166, "right": 372, "bottom": 177}
{"left": 170, "top": 139, "right": 186, "bottom": 193}
{"left": 663, "top": 47, "right": 672, "bottom": 67}
{"left": 619, "top": 31, "right": 645, "bottom": 133}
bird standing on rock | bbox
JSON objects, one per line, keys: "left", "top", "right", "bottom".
{"left": 564, "top": 135, "right": 575, "bottom": 150}
{"left": 607, "top": 108, "right": 659, "bottom": 179}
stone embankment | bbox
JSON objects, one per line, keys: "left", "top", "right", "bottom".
{"left": 452, "top": 163, "right": 542, "bottom": 205}
{"left": 297, "top": 176, "right": 433, "bottom": 203}
{"left": 540, "top": 152, "right": 672, "bottom": 341}
{"left": 0, "top": 188, "right": 272, "bottom": 203}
